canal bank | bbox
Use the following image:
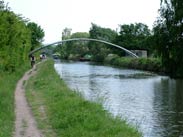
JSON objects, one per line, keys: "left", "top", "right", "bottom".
{"left": 54, "top": 60, "right": 183, "bottom": 137}
{"left": 25, "top": 59, "right": 141, "bottom": 137}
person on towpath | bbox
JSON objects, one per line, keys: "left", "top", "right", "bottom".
{"left": 30, "top": 54, "right": 36, "bottom": 68}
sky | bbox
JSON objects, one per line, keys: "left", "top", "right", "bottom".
{"left": 5, "top": 0, "right": 160, "bottom": 44}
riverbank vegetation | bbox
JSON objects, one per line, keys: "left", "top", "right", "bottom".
{"left": 104, "top": 56, "right": 163, "bottom": 74}
{"left": 25, "top": 60, "right": 141, "bottom": 137}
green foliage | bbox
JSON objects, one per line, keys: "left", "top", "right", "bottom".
{"left": 58, "top": 31, "right": 90, "bottom": 60}
{"left": 26, "top": 60, "right": 141, "bottom": 137}
{"left": 105, "top": 56, "right": 163, "bottom": 73}
{"left": 0, "top": 1, "right": 44, "bottom": 72}
{"left": 89, "top": 23, "right": 117, "bottom": 41}
{"left": 0, "top": 3, "right": 44, "bottom": 136}
{"left": 27, "top": 22, "right": 45, "bottom": 51}
{"left": 88, "top": 23, "right": 153, "bottom": 61}
{"left": 66, "top": 32, "right": 89, "bottom": 58}
{"left": 115, "top": 23, "right": 151, "bottom": 51}
{"left": 153, "top": 0, "right": 183, "bottom": 77}
{"left": 0, "top": 1, "right": 32, "bottom": 72}
{"left": 58, "top": 23, "right": 155, "bottom": 63}
{"left": 89, "top": 23, "right": 117, "bottom": 62}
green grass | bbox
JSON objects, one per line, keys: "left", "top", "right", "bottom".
{"left": 25, "top": 59, "right": 141, "bottom": 137}
{"left": 0, "top": 63, "right": 30, "bottom": 137}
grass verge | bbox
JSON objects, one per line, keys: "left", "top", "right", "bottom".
{"left": 0, "top": 63, "right": 30, "bottom": 137}
{"left": 25, "top": 59, "right": 142, "bottom": 137}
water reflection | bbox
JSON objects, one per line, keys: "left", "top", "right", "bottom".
{"left": 152, "top": 79, "right": 183, "bottom": 137}
{"left": 54, "top": 61, "right": 183, "bottom": 137}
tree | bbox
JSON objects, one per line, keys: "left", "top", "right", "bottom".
{"left": 115, "top": 23, "right": 151, "bottom": 50}
{"left": 58, "top": 31, "right": 89, "bottom": 59}
{"left": 153, "top": 0, "right": 183, "bottom": 77}
{"left": 68, "top": 32, "right": 89, "bottom": 56}
{"left": 89, "top": 23, "right": 117, "bottom": 62}
{"left": 27, "top": 22, "right": 44, "bottom": 51}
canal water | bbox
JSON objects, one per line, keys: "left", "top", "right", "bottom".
{"left": 54, "top": 61, "right": 183, "bottom": 137}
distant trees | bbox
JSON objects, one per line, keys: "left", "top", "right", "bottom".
{"left": 58, "top": 24, "right": 118, "bottom": 61}
{"left": 0, "top": 0, "right": 44, "bottom": 72}
{"left": 88, "top": 23, "right": 152, "bottom": 61}
{"left": 68, "top": 32, "right": 90, "bottom": 57}
{"left": 57, "top": 23, "right": 152, "bottom": 62}
{"left": 89, "top": 23, "right": 117, "bottom": 62}
{"left": 56, "top": 28, "right": 90, "bottom": 59}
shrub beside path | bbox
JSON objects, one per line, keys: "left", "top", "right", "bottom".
{"left": 14, "top": 65, "right": 42, "bottom": 137}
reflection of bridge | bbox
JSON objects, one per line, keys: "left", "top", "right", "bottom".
{"left": 29, "top": 38, "right": 139, "bottom": 58}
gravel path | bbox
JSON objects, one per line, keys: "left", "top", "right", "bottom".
{"left": 14, "top": 66, "right": 43, "bottom": 137}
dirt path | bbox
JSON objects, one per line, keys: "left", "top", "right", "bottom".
{"left": 14, "top": 66, "right": 43, "bottom": 137}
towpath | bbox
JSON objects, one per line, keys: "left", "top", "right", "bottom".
{"left": 14, "top": 65, "right": 42, "bottom": 137}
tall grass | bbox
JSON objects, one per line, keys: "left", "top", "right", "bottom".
{"left": 25, "top": 59, "right": 141, "bottom": 137}
{"left": 0, "top": 63, "right": 30, "bottom": 137}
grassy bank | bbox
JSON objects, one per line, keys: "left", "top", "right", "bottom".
{"left": 0, "top": 64, "right": 30, "bottom": 137}
{"left": 25, "top": 59, "right": 141, "bottom": 137}
{"left": 104, "top": 56, "right": 164, "bottom": 74}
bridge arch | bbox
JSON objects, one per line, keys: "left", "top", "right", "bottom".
{"left": 29, "top": 38, "right": 139, "bottom": 58}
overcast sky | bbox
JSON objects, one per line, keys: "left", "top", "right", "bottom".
{"left": 5, "top": 0, "right": 160, "bottom": 44}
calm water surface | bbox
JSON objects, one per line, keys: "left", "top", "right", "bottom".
{"left": 54, "top": 61, "right": 183, "bottom": 137}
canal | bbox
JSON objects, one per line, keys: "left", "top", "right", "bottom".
{"left": 54, "top": 60, "right": 183, "bottom": 137}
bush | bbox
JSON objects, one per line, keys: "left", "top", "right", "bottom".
{"left": 104, "top": 56, "right": 163, "bottom": 73}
